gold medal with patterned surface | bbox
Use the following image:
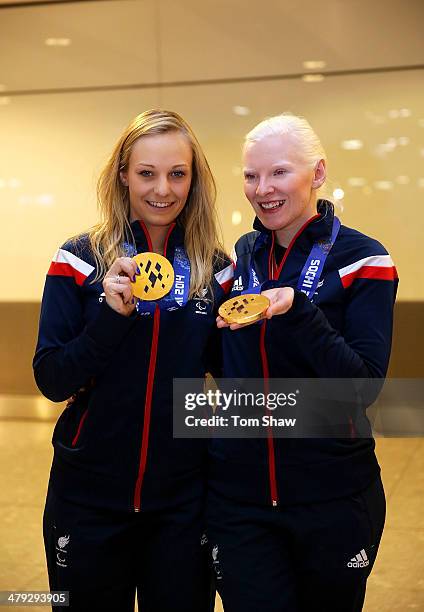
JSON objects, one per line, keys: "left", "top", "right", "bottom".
{"left": 218, "top": 294, "right": 270, "bottom": 325}
{"left": 131, "top": 252, "right": 175, "bottom": 300}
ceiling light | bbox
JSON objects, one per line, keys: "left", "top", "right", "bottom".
{"left": 341, "top": 139, "right": 363, "bottom": 151}
{"left": 333, "top": 188, "right": 344, "bottom": 200}
{"left": 36, "top": 194, "right": 54, "bottom": 206}
{"left": 398, "top": 136, "right": 410, "bottom": 146}
{"left": 419, "top": 119, "right": 424, "bottom": 128}
{"left": 232, "top": 106, "right": 250, "bottom": 116}
{"left": 347, "top": 177, "right": 366, "bottom": 187}
{"left": 365, "top": 111, "right": 386, "bottom": 125}
{"left": 388, "top": 109, "right": 399, "bottom": 119}
{"left": 396, "top": 176, "right": 410, "bottom": 185}
{"left": 18, "top": 195, "right": 33, "bottom": 205}
{"left": 374, "top": 141, "right": 396, "bottom": 156}
{"left": 374, "top": 181, "right": 393, "bottom": 191}
{"left": 0, "top": 97, "right": 10, "bottom": 106}
{"left": 301, "top": 74, "right": 324, "bottom": 83}
{"left": 232, "top": 211, "right": 242, "bottom": 226}
{"left": 45, "top": 38, "right": 71, "bottom": 47}
{"left": 303, "top": 60, "right": 326, "bottom": 70}
{"left": 418, "top": 179, "right": 424, "bottom": 188}
{"left": 399, "top": 108, "right": 411, "bottom": 118}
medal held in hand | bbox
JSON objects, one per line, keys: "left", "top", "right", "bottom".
{"left": 219, "top": 294, "right": 270, "bottom": 325}
{"left": 131, "top": 252, "right": 175, "bottom": 301}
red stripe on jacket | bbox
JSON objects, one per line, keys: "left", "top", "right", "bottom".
{"left": 48, "top": 262, "right": 87, "bottom": 286}
{"left": 341, "top": 265, "right": 398, "bottom": 288}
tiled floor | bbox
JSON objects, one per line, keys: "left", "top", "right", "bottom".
{"left": 0, "top": 402, "right": 423, "bottom": 611}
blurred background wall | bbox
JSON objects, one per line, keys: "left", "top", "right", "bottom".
{"left": 0, "top": 0, "right": 423, "bottom": 396}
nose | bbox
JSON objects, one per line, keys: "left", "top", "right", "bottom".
{"left": 256, "top": 177, "right": 274, "bottom": 198}
{"left": 154, "top": 174, "right": 171, "bottom": 198}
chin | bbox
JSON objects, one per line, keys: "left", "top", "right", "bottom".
{"left": 258, "top": 214, "right": 287, "bottom": 231}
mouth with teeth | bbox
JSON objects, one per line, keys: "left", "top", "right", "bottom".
{"left": 258, "top": 199, "right": 286, "bottom": 212}
{"left": 146, "top": 200, "right": 175, "bottom": 209}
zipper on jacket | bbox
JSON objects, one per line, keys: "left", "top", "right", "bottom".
{"left": 133, "top": 222, "right": 175, "bottom": 512}
{"left": 259, "top": 214, "right": 320, "bottom": 507}
{"left": 260, "top": 319, "right": 279, "bottom": 507}
{"left": 71, "top": 409, "right": 88, "bottom": 447}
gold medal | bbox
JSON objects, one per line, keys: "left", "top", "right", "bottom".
{"left": 131, "top": 252, "right": 175, "bottom": 301}
{"left": 218, "top": 294, "right": 270, "bottom": 325}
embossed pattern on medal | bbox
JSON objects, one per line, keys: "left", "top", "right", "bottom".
{"left": 132, "top": 252, "right": 175, "bottom": 300}
{"left": 219, "top": 294, "right": 269, "bottom": 324}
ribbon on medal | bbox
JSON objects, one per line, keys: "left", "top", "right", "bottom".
{"left": 132, "top": 246, "right": 191, "bottom": 314}
{"left": 226, "top": 215, "right": 341, "bottom": 312}
{"left": 246, "top": 216, "right": 341, "bottom": 301}
{"left": 296, "top": 217, "right": 340, "bottom": 300}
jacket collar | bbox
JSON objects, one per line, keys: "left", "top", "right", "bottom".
{"left": 253, "top": 199, "right": 335, "bottom": 251}
{"left": 129, "top": 219, "right": 185, "bottom": 254}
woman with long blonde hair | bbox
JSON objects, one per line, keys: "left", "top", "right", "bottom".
{"left": 34, "top": 109, "right": 232, "bottom": 611}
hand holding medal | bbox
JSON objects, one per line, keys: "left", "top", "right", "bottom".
{"left": 103, "top": 256, "right": 140, "bottom": 317}
{"left": 103, "top": 252, "right": 176, "bottom": 317}
{"left": 217, "top": 287, "right": 294, "bottom": 330}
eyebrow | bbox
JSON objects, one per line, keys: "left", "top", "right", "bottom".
{"left": 135, "top": 162, "right": 190, "bottom": 168}
{"left": 243, "top": 161, "right": 294, "bottom": 172}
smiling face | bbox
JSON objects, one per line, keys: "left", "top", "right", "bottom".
{"left": 243, "top": 133, "right": 326, "bottom": 245}
{"left": 120, "top": 131, "right": 193, "bottom": 230}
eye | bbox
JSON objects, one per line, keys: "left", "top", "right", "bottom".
{"left": 171, "top": 170, "right": 186, "bottom": 178}
{"left": 274, "top": 168, "right": 287, "bottom": 176}
{"left": 244, "top": 173, "right": 256, "bottom": 181}
{"left": 138, "top": 170, "right": 153, "bottom": 177}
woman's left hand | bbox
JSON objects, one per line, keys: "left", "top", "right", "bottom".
{"left": 217, "top": 287, "right": 295, "bottom": 330}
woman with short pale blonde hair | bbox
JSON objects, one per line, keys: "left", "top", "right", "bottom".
{"left": 208, "top": 112, "right": 397, "bottom": 612}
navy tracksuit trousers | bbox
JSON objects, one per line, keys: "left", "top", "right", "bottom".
{"left": 207, "top": 477, "right": 385, "bottom": 612}
{"left": 43, "top": 486, "right": 212, "bottom": 612}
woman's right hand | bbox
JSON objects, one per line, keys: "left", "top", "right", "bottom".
{"left": 103, "top": 257, "right": 140, "bottom": 317}
{"left": 217, "top": 287, "right": 295, "bottom": 330}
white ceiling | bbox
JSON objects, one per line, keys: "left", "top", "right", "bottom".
{"left": 0, "top": 0, "right": 423, "bottom": 301}
{"left": 0, "top": 0, "right": 71, "bottom": 4}
{"left": 0, "top": 0, "right": 423, "bottom": 92}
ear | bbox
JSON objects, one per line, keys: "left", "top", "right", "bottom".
{"left": 119, "top": 171, "right": 128, "bottom": 187}
{"left": 312, "top": 159, "right": 326, "bottom": 190}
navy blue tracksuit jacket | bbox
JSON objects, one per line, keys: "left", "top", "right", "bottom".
{"left": 34, "top": 220, "right": 233, "bottom": 513}
{"left": 209, "top": 200, "right": 398, "bottom": 507}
